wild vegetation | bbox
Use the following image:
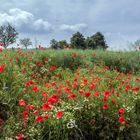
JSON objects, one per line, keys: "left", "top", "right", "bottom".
{"left": 0, "top": 48, "right": 140, "bottom": 140}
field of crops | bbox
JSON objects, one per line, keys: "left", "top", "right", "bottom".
{"left": 0, "top": 49, "right": 140, "bottom": 140}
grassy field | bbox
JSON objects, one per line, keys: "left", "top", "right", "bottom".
{"left": 0, "top": 49, "right": 140, "bottom": 140}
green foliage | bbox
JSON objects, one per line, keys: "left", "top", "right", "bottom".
{"left": 58, "top": 40, "right": 68, "bottom": 49}
{"left": 50, "top": 39, "right": 68, "bottom": 49}
{"left": 49, "top": 32, "right": 108, "bottom": 50}
{"left": 86, "top": 32, "right": 108, "bottom": 50}
{"left": 70, "top": 32, "right": 86, "bottom": 49}
{"left": 86, "top": 36, "right": 96, "bottom": 49}
{"left": 50, "top": 39, "right": 59, "bottom": 49}
{"left": 0, "top": 23, "right": 18, "bottom": 49}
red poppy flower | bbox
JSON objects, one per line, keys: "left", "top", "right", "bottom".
{"left": 104, "top": 90, "right": 110, "bottom": 97}
{"left": 103, "top": 97, "right": 108, "bottom": 102}
{"left": 42, "top": 103, "right": 51, "bottom": 111}
{"left": 66, "top": 81, "right": 70, "bottom": 85}
{"left": 52, "top": 66, "right": 56, "bottom": 71}
{"left": 25, "top": 81, "right": 30, "bottom": 86}
{"left": 124, "top": 85, "right": 131, "bottom": 91}
{"left": 35, "top": 61, "right": 38, "bottom": 65}
{"left": 74, "top": 78, "right": 77, "bottom": 82}
{"left": 45, "top": 58, "right": 49, "bottom": 61}
{"left": 57, "top": 89, "right": 62, "bottom": 94}
{"left": 25, "top": 104, "right": 31, "bottom": 110}
{"left": 17, "top": 133, "right": 24, "bottom": 140}
{"left": 118, "top": 108, "right": 125, "bottom": 115}
{"left": 72, "top": 83, "right": 77, "bottom": 88}
{"left": 84, "top": 91, "right": 91, "bottom": 97}
{"left": 0, "top": 48, "right": 2, "bottom": 52}
{"left": 47, "top": 94, "right": 58, "bottom": 105}
{"left": 83, "top": 79, "right": 87, "bottom": 83}
{"left": 118, "top": 116, "right": 125, "bottom": 124}
{"left": 18, "top": 99, "right": 26, "bottom": 106}
{"left": 111, "top": 89, "right": 115, "bottom": 94}
{"left": 30, "top": 105, "right": 35, "bottom": 109}
{"left": 39, "top": 61, "right": 43, "bottom": 67}
{"left": 68, "top": 94, "right": 77, "bottom": 99}
{"left": 56, "top": 111, "right": 64, "bottom": 118}
{"left": 16, "top": 57, "right": 19, "bottom": 61}
{"left": 93, "top": 91, "right": 100, "bottom": 97}
{"left": 43, "top": 114, "right": 50, "bottom": 119}
{"left": 42, "top": 92, "right": 48, "bottom": 99}
{"left": 33, "top": 110, "right": 38, "bottom": 115}
{"left": 102, "top": 104, "right": 109, "bottom": 109}
{"left": 36, "top": 115, "right": 44, "bottom": 123}
{"left": 121, "top": 80, "right": 125, "bottom": 84}
{"left": 0, "top": 64, "right": 4, "bottom": 73}
{"left": 50, "top": 82, "right": 56, "bottom": 86}
{"left": 90, "top": 82, "right": 96, "bottom": 89}
{"left": 78, "top": 89, "right": 84, "bottom": 95}
{"left": 64, "top": 87, "right": 72, "bottom": 93}
{"left": 29, "top": 80, "right": 34, "bottom": 85}
{"left": 32, "top": 86, "right": 39, "bottom": 93}
{"left": 83, "top": 79, "right": 88, "bottom": 86}
{"left": 104, "top": 66, "right": 109, "bottom": 70}
{"left": 22, "top": 111, "right": 28, "bottom": 120}
{"left": 132, "top": 86, "right": 139, "bottom": 92}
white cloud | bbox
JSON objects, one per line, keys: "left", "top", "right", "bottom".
{"left": 9, "top": 8, "right": 34, "bottom": 24}
{"left": 0, "top": 8, "right": 34, "bottom": 27}
{"left": 59, "top": 23, "right": 87, "bottom": 32}
{"left": 0, "top": 8, "right": 52, "bottom": 32}
{"left": 33, "top": 19, "right": 52, "bottom": 31}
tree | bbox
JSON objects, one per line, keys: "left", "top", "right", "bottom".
{"left": 0, "top": 24, "right": 18, "bottom": 49}
{"left": 50, "top": 39, "right": 69, "bottom": 49}
{"left": 86, "top": 36, "right": 96, "bottom": 49}
{"left": 20, "top": 38, "right": 32, "bottom": 49}
{"left": 91, "top": 32, "right": 108, "bottom": 50}
{"left": 58, "top": 40, "right": 68, "bottom": 49}
{"left": 70, "top": 32, "right": 85, "bottom": 49}
{"left": 50, "top": 39, "right": 59, "bottom": 49}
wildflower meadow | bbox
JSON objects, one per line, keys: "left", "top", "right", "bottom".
{"left": 0, "top": 48, "right": 140, "bottom": 140}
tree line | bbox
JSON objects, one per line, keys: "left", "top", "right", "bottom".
{"left": 0, "top": 23, "right": 109, "bottom": 50}
{"left": 50, "top": 32, "right": 108, "bottom": 50}
{"left": 0, "top": 24, "right": 109, "bottom": 50}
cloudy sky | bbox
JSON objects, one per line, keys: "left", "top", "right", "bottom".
{"left": 0, "top": 0, "right": 140, "bottom": 50}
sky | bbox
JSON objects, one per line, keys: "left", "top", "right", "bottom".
{"left": 0, "top": 0, "right": 140, "bottom": 50}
